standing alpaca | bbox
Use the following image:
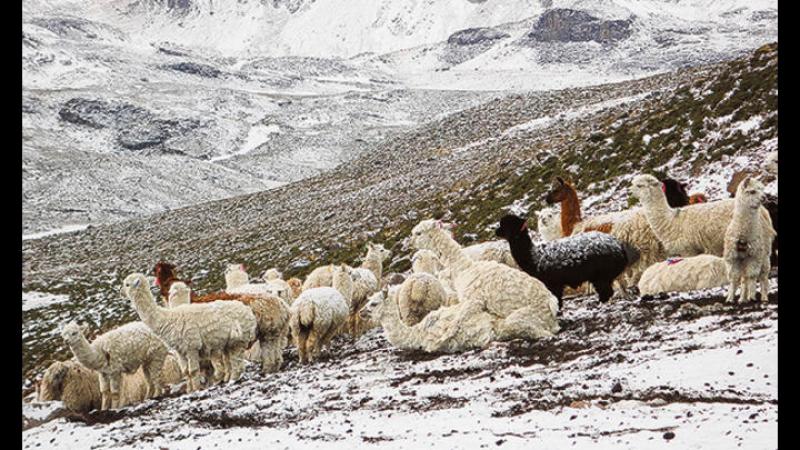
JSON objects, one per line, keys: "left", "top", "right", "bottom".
{"left": 171, "top": 281, "right": 291, "bottom": 375}
{"left": 726, "top": 171, "right": 779, "bottom": 266}
{"left": 224, "top": 264, "right": 290, "bottom": 301}
{"left": 123, "top": 273, "right": 256, "bottom": 392}
{"left": 390, "top": 219, "right": 559, "bottom": 353}
{"left": 660, "top": 177, "right": 707, "bottom": 208}
{"left": 286, "top": 277, "right": 303, "bottom": 302}
{"left": 630, "top": 174, "right": 772, "bottom": 257}
{"left": 289, "top": 265, "right": 352, "bottom": 364}
{"left": 544, "top": 176, "right": 665, "bottom": 285}
{"left": 495, "top": 214, "right": 638, "bottom": 310}
{"left": 724, "top": 178, "right": 775, "bottom": 304}
{"left": 60, "top": 321, "right": 169, "bottom": 410}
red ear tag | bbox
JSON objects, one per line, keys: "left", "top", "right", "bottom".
{"left": 520, "top": 221, "right": 528, "bottom": 232}
{"left": 661, "top": 183, "right": 666, "bottom": 193}
{"left": 154, "top": 277, "right": 160, "bottom": 286}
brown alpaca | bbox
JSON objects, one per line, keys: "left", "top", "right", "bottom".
{"left": 544, "top": 176, "right": 582, "bottom": 237}
{"left": 689, "top": 193, "right": 707, "bottom": 204}
{"left": 153, "top": 261, "right": 194, "bottom": 304}
{"left": 584, "top": 222, "right": 613, "bottom": 234}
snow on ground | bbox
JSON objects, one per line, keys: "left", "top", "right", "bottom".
{"left": 22, "top": 292, "right": 70, "bottom": 312}
{"left": 210, "top": 124, "right": 282, "bottom": 163}
{"left": 22, "top": 224, "right": 90, "bottom": 241}
{"left": 22, "top": 279, "right": 777, "bottom": 449}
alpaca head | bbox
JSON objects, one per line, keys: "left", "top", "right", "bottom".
{"left": 60, "top": 321, "right": 83, "bottom": 343}
{"left": 544, "top": 176, "right": 573, "bottom": 204}
{"left": 494, "top": 214, "right": 528, "bottom": 240}
{"left": 225, "top": 264, "right": 249, "bottom": 289}
{"left": 409, "top": 219, "right": 456, "bottom": 250}
{"left": 629, "top": 175, "right": 663, "bottom": 204}
{"left": 38, "top": 361, "right": 70, "bottom": 401}
{"left": 331, "top": 264, "right": 354, "bottom": 299}
{"left": 168, "top": 281, "right": 192, "bottom": 307}
{"left": 366, "top": 243, "right": 392, "bottom": 262}
{"left": 263, "top": 268, "right": 283, "bottom": 281}
{"left": 411, "top": 249, "right": 442, "bottom": 274}
{"left": 765, "top": 151, "right": 778, "bottom": 176}
{"left": 536, "top": 207, "right": 559, "bottom": 230}
{"left": 735, "top": 177, "right": 765, "bottom": 209}
{"left": 122, "top": 272, "right": 151, "bottom": 301}
{"left": 287, "top": 278, "right": 303, "bottom": 298}
{"left": 660, "top": 177, "right": 690, "bottom": 207}
{"left": 153, "top": 261, "right": 177, "bottom": 285}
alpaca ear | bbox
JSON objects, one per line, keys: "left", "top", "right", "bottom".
{"left": 132, "top": 277, "right": 142, "bottom": 288}
{"left": 555, "top": 176, "right": 565, "bottom": 185}
{"left": 79, "top": 323, "right": 90, "bottom": 335}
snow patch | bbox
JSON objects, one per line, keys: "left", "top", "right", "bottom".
{"left": 22, "top": 292, "right": 70, "bottom": 312}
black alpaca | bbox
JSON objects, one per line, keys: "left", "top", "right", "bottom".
{"left": 495, "top": 214, "right": 639, "bottom": 311}
{"left": 660, "top": 177, "right": 690, "bottom": 208}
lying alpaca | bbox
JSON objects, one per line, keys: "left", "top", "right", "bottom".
{"left": 174, "top": 282, "right": 291, "bottom": 375}
{"left": 495, "top": 214, "right": 638, "bottom": 310}
{"left": 395, "top": 219, "right": 558, "bottom": 353}
{"left": 724, "top": 178, "right": 775, "bottom": 304}
{"left": 544, "top": 176, "right": 665, "bottom": 285}
{"left": 60, "top": 321, "right": 169, "bottom": 410}
{"left": 289, "top": 265, "right": 352, "bottom": 364}
{"left": 397, "top": 273, "right": 449, "bottom": 326}
{"left": 411, "top": 249, "right": 443, "bottom": 275}
{"left": 225, "top": 264, "right": 290, "bottom": 301}
{"left": 123, "top": 273, "right": 256, "bottom": 392}
{"left": 638, "top": 255, "right": 729, "bottom": 296}
{"left": 38, "top": 354, "right": 185, "bottom": 412}
{"left": 630, "top": 174, "right": 773, "bottom": 257}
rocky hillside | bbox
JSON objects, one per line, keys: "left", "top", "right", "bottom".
{"left": 21, "top": 43, "right": 777, "bottom": 383}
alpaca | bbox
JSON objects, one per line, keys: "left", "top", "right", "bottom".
{"left": 765, "top": 151, "right": 778, "bottom": 177}
{"left": 660, "top": 177, "right": 708, "bottom": 208}
{"left": 123, "top": 273, "right": 257, "bottom": 392}
{"left": 411, "top": 249, "right": 443, "bottom": 274}
{"left": 495, "top": 214, "right": 638, "bottom": 310}
{"left": 638, "top": 255, "right": 729, "bottom": 296}
{"left": 630, "top": 174, "right": 773, "bottom": 257}
{"left": 287, "top": 277, "right": 303, "bottom": 301}
{"left": 394, "top": 219, "right": 559, "bottom": 353}
{"left": 174, "top": 282, "right": 291, "bottom": 375}
{"left": 301, "top": 243, "right": 390, "bottom": 292}
{"left": 724, "top": 178, "right": 775, "bottom": 304}
{"left": 60, "top": 321, "right": 169, "bottom": 410}
{"left": 397, "top": 273, "right": 448, "bottom": 326}
{"left": 262, "top": 268, "right": 293, "bottom": 304}
{"left": 544, "top": 176, "right": 665, "bottom": 285}
{"left": 38, "top": 355, "right": 186, "bottom": 412}
{"left": 537, "top": 206, "right": 564, "bottom": 241}
{"left": 289, "top": 265, "right": 352, "bottom": 364}
{"left": 224, "top": 264, "right": 290, "bottom": 301}
{"left": 461, "top": 240, "right": 520, "bottom": 269}
{"left": 153, "top": 261, "right": 194, "bottom": 305}
{"left": 726, "top": 171, "right": 779, "bottom": 266}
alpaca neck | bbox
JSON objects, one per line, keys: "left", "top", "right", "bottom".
{"left": 380, "top": 297, "right": 424, "bottom": 349}
{"left": 429, "top": 230, "right": 473, "bottom": 274}
{"left": 333, "top": 275, "right": 354, "bottom": 305}
{"left": 731, "top": 197, "right": 759, "bottom": 237}
{"left": 360, "top": 253, "right": 382, "bottom": 282}
{"left": 640, "top": 191, "right": 676, "bottom": 234}
{"left": 560, "top": 187, "right": 582, "bottom": 236}
{"left": 505, "top": 232, "right": 538, "bottom": 274}
{"left": 65, "top": 333, "right": 105, "bottom": 371}
{"left": 130, "top": 287, "right": 168, "bottom": 333}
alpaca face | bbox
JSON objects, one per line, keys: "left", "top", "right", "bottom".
{"left": 629, "top": 175, "right": 662, "bottom": 201}
{"left": 537, "top": 207, "right": 559, "bottom": 228}
{"left": 168, "top": 281, "right": 191, "bottom": 305}
{"left": 122, "top": 273, "right": 148, "bottom": 299}
{"left": 360, "top": 290, "right": 385, "bottom": 322}
{"left": 410, "top": 219, "right": 454, "bottom": 250}
{"left": 544, "top": 177, "right": 570, "bottom": 204}
{"left": 737, "top": 178, "right": 765, "bottom": 208}
{"left": 495, "top": 214, "right": 527, "bottom": 240}
{"left": 38, "top": 362, "right": 68, "bottom": 401}
{"left": 263, "top": 268, "right": 282, "bottom": 280}
{"left": 60, "top": 322, "right": 83, "bottom": 342}
{"left": 368, "top": 243, "right": 392, "bottom": 262}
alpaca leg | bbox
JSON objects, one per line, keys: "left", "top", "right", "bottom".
{"left": 306, "top": 331, "right": 321, "bottom": 363}
{"left": 109, "top": 373, "right": 122, "bottom": 409}
{"left": 760, "top": 260, "right": 771, "bottom": 304}
{"left": 430, "top": 301, "right": 485, "bottom": 351}
{"left": 260, "top": 339, "right": 282, "bottom": 374}
{"left": 725, "top": 266, "right": 741, "bottom": 304}
{"left": 593, "top": 281, "right": 614, "bottom": 304}
{"left": 208, "top": 351, "right": 225, "bottom": 385}
{"left": 98, "top": 373, "right": 111, "bottom": 411}
{"left": 185, "top": 351, "right": 201, "bottom": 393}
{"left": 145, "top": 354, "right": 166, "bottom": 399}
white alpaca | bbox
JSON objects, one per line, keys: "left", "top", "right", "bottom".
{"left": 289, "top": 265, "right": 352, "bottom": 364}
{"left": 301, "top": 243, "right": 391, "bottom": 291}
{"left": 630, "top": 174, "right": 772, "bottom": 257}
{"left": 169, "top": 281, "right": 290, "bottom": 375}
{"left": 123, "top": 273, "right": 257, "bottom": 393}
{"left": 60, "top": 321, "right": 169, "bottom": 410}
{"left": 375, "top": 219, "right": 559, "bottom": 353}
{"left": 397, "top": 273, "right": 449, "bottom": 326}
{"left": 765, "top": 151, "right": 778, "bottom": 177}
{"left": 38, "top": 354, "right": 186, "bottom": 412}
{"left": 411, "top": 249, "right": 443, "bottom": 274}
{"left": 724, "top": 178, "right": 775, "bottom": 304}
{"left": 638, "top": 255, "right": 729, "bottom": 296}
{"left": 462, "top": 240, "right": 520, "bottom": 269}
{"left": 537, "top": 206, "right": 563, "bottom": 241}
{"left": 225, "top": 264, "right": 291, "bottom": 303}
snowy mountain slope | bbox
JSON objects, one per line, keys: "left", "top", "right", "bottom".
{"left": 21, "top": 45, "right": 777, "bottom": 382}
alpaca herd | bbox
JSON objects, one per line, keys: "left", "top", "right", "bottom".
{"left": 36, "top": 159, "right": 777, "bottom": 414}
